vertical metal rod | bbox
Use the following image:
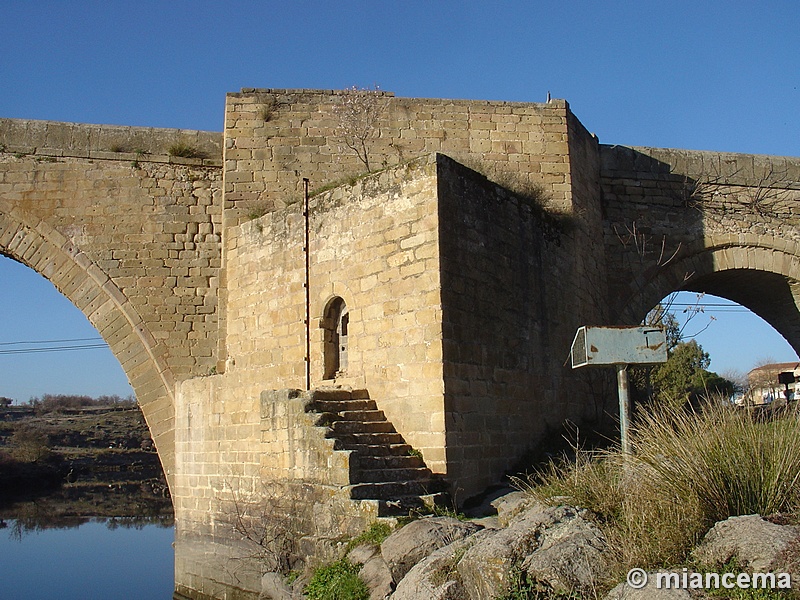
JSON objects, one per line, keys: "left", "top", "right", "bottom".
{"left": 616, "top": 364, "right": 631, "bottom": 454}
{"left": 303, "top": 178, "right": 310, "bottom": 391}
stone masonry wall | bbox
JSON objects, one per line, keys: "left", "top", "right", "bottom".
{"left": 221, "top": 155, "right": 447, "bottom": 472}
{"left": 0, "top": 151, "right": 223, "bottom": 378}
{"left": 436, "top": 154, "right": 608, "bottom": 497}
{"left": 171, "top": 158, "right": 445, "bottom": 595}
{"left": 218, "top": 89, "right": 606, "bottom": 497}
{"left": 600, "top": 145, "right": 800, "bottom": 330}
{"left": 173, "top": 384, "right": 380, "bottom": 599}
{"left": 222, "top": 89, "right": 577, "bottom": 225}
{"left": 0, "top": 121, "right": 223, "bottom": 481}
{"left": 172, "top": 155, "right": 443, "bottom": 539}
{"left": 566, "top": 111, "right": 607, "bottom": 321}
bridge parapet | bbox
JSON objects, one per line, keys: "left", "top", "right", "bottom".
{"left": 0, "top": 132, "right": 225, "bottom": 484}
{"left": 602, "top": 145, "right": 800, "bottom": 192}
{"left": 0, "top": 118, "right": 222, "bottom": 166}
{"left": 600, "top": 144, "right": 800, "bottom": 328}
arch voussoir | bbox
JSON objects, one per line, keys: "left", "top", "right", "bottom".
{"left": 0, "top": 209, "right": 177, "bottom": 488}
{"left": 618, "top": 236, "right": 800, "bottom": 353}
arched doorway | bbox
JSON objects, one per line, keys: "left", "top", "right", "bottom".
{"left": 322, "top": 296, "right": 348, "bottom": 380}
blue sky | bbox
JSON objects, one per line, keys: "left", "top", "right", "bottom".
{"left": 1, "top": 1, "right": 799, "bottom": 400}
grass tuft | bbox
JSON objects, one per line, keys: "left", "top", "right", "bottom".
{"left": 344, "top": 521, "right": 392, "bottom": 552}
{"left": 167, "top": 141, "right": 202, "bottom": 158}
{"left": 304, "top": 559, "right": 368, "bottom": 600}
{"left": 516, "top": 401, "right": 800, "bottom": 587}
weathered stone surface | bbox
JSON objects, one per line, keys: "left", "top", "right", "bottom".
{"left": 260, "top": 572, "right": 293, "bottom": 600}
{"left": 391, "top": 531, "right": 492, "bottom": 600}
{"left": 380, "top": 516, "right": 482, "bottom": 583}
{"left": 491, "top": 491, "right": 542, "bottom": 527}
{"left": 347, "top": 541, "right": 393, "bottom": 599}
{"left": 348, "top": 543, "right": 380, "bottom": 566}
{"left": 521, "top": 511, "right": 607, "bottom": 593}
{"left": 360, "top": 554, "right": 394, "bottom": 600}
{"left": 457, "top": 505, "right": 581, "bottom": 600}
{"left": 693, "top": 514, "right": 800, "bottom": 572}
{"left": 603, "top": 574, "right": 691, "bottom": 600}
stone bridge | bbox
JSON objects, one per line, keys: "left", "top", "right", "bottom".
{"left": 601, "top": 145, "right": 800, "bottom": 345}
{"left": 1, "top": 89, "right": 798, "bottom": 599}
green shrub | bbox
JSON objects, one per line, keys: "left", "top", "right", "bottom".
{"left": 345, "top": 521, "right": 392, "bottom": 552}
{"left": 304, "top": 559, "right": 368, "bottom": 600}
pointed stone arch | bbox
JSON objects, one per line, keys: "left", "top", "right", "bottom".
{"left": 617, "top": 234, "right": 800, "bottom": 354}
{"left": 0, "top": 208, "right": 177, "bottom": 488}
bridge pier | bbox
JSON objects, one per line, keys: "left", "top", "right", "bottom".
{"left": 3, "top": 90, "right": 800, "bottom": 599}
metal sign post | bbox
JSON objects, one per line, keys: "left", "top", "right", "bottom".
{"left": 571, "top": 326, "right": 668, "bottom": 453}
{"left": 616, "top": 364, "right": 631, "bottom": 454}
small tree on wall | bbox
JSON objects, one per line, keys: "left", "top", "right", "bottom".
{"left": 334, "top": 85, "right": 384, "bottom": 172}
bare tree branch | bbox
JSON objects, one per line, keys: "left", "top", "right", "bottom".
{"left": 334, "top": 85, "right": 384, "bottom": 172}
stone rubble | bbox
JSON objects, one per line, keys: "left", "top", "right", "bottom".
{"left": 259, "top": 496, "right": 800, "bottom": 600}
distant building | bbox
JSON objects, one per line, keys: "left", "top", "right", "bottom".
{"left": 746, "top": 362, "right": 800, "bottom": 405}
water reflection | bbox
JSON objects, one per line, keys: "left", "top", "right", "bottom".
{"left": 0, "top": 403, "right": 176, "bottom": 597}
{"left": 0, "top": 478, "right": 173, "bottom": 534}
{"left": 2, "top": 511, "right": 173, "bottom": 541}
{"left": 0, "top": 465, "right": 175, "bottom": 598}
{"left": 0, "top": 517, "right": 175, "bottom": 600}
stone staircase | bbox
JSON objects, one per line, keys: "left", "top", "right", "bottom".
{"left": 305, "top": 389, "right": 448, "bottom": 515}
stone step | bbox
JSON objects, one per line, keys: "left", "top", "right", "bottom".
{"left": 307, "top": 388, "right": 444, "bottom": 506}
{"left": 313, "top": 399, "right": 377, "bottom": 413}
{"left": 340, "top": 443, "right": 413, "bottom": 456}
{"left": 349, "top": 478, "right": 447, "bottom": 500}
{"left": 328, "top": 431, "right": 406, "bottom": 446}
{"left": 330, "top": 420, "right": 396, "bottom": 434}
{"left": 338, "top": 409, "right": 386, "bottom": 422}
{"left": 350, "top": 454, "right": 425, "bottom": 470}
{"left": 374, "top": 492, "right": 451, "bottom": 517}
{"left": 310, "top": 389, "right": 357, "bottom": 401}
{"left": 351, "top": 467, "right": 434, "bottom": 484}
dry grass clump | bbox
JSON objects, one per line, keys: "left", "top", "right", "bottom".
{"left": 516, "top": 401, "right": 800, "bottom": 584}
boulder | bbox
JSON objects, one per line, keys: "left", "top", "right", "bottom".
{"left": 693, "top": 514, "right": 800, "bottom": 573}
{"left": 348, "top": 543, "right": 380, "bottom": 566}
{"left": 521, "top": 510, "right": 607, "bottom": 593}
{"left": 603, "top": 573, "right": 691, "bottom": 600}
{"left": 360, "top": 553, "right": 394, "bottom": 600}
{"left": 490, "top": 491, "right": 542, "bottom": 527}
{"left": 348, "top": 543, "right": 394, "bottom": 600}
{"left": 260, "top": 572, "right": 293, "bottom": 600}
{"left": 391, "top": 531, "right": 493, "bottom": 600}
{"left": 457, "top": 504, "right": 580, "bottom": 600}
{"left": 380, "top": 516, "right": 482, "bottom": 583}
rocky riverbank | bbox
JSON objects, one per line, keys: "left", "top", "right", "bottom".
{"left": 264, "top": 491, "right": 800, "bottom": 599}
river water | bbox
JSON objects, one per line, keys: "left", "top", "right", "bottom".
{"left": 0, "top": 517, "right": 175, "bottom": 600}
